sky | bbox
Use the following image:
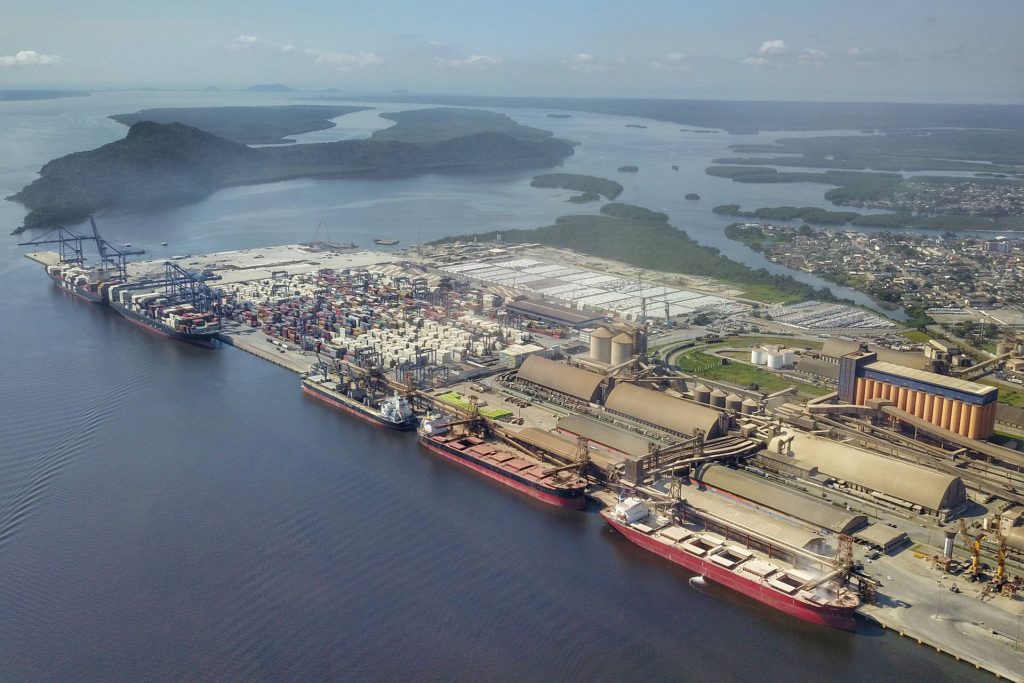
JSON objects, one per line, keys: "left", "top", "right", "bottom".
{"left": 1, "top": 0, "right": 1022, "bottom": 103}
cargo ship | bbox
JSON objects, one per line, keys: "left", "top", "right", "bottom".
{"left": 603, "top": 497, "right": 860, "bottom": 630}
{"left": 417, "top": 416, "right": 587, "bottom": 509}
{"left": 43, "top": 262, "right": 107, "bottom": 304}
{"left": 302, "top": 375, "right": 418, "bottom": 431}
{"left": 107, "top": 283, "right": 222, "bottom": 347}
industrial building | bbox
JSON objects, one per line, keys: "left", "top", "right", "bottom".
{"left": 604, "top": 383, "right": 726, "bottom": 439}
{"left": 761, "top": 431, "right": 967, "bottom": 519}
{"left": 696, "top": 464, "right": 868, "bottom": 535}
{"left": 838, "top": 350, "right": 999, "bottom": 440}
{"left": 556, "top": 415, "right": 656, "bottom": 459}
{"left": 504, "top": 299, "right": 605, "bottom": 329}
{"left": 516, "top": 355, "right": 605, "bottom": 403}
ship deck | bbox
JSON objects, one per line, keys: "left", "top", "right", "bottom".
{"left": 24, "top": 251, "right": 62, "bottom": 267}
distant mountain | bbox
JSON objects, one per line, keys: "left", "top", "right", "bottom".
{"left": 110, "top": 105, "right": 370, "bottom": 144}
{"left": 10, "top": 109, "right": 575, "bottom": 231}
{"left": 246, "top": 84, "right": 297, "bottom": 93}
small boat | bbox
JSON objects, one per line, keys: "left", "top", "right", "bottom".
{"left": 160, "top": 241, "right": 168, "bottom": 247}
{"left": 374, "top": 238, "right": 400, "bottom": 246}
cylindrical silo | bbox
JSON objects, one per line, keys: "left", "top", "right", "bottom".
{"left": 590, "top": 327, "right": 613, "bottom": 363}
{"left": 709, "top": 388, "right": 727, "bottom": 408}
{"left": 741, "top": 397, "right": 759, "bottom": 415}
{"left": 693, "top": 384, "right": 712, "bottom": 404}
{"left": 855, "top": 378, "right": 866, "bottom": 405}
{"left": 766, "top": 351, "right": 784, "bottom": 370}
{"left": 610, "top": 332, "right": 634, "bottom": 366}
{"left": 751, "top": 346, "right": 767, "bottom": 365}
{"left": 943, "top": 530, "right": 957, "bottom": 559}
{"left": 781, "top": 348, "right": 795, "bottom": 367}
{"left": 725, "top": 393, "right": 743, "bottom": 413}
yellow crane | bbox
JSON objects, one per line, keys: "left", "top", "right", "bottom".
{"left": 959, "top": 519, "right": 984, "bottom": 579}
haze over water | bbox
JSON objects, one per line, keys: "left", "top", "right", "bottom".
{"left": 0, "top": 91, "right": 975, "bottom": 680}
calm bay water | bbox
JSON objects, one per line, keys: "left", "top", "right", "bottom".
{"left": 0, "top": 91, "right": 974, "bottom": 680}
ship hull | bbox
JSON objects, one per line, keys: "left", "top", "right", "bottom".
{"left": 603, "top": 513, "right": 857, "bottom": 631}
{"left": 47, "top": 270, "right": 104, "bottom": 304}
{"left": 302, "top": 382, "right": 417, "bottom": 431}
{"left": 111, "top": 303, "right": 218, "bottom": 348}
{"left": 419, "top": 436, "right": 586, "bottom": 509}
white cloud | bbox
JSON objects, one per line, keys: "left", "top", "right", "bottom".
{"left": 0, "top": 50, "right": 62, "bottom": 67}
{"left": 798, "top": 48, "right": 828, "bottom": 64}
{"left": 847, "top": 47, "right": 861, "bottom": 57}
{"left": 742, "top": 56, "right": 771, "bottom": 67}
{"left": 231, "top": 35, "right": 383, "bottom": 70}
{"left": 436, "top": 54, "right": 502, "bottom": 69}
{"left": 567, "top": 52, "right": 611, "bottom": 72}
{"left": 665, "top": 52, "right": 687, "bottom": 62}
{"left": 650, "top": 53, "right": 688, "bottom": 71}
{"left": 305, "top": 49, "right": 384, "bottom": 69}
{"left": 758, "top": 40, "right": 787, "bottom": 56}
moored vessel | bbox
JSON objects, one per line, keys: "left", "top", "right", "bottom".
{"left": 602, "top": 497, "right": 860, "bottom": 630}
{"left": 373, "top": 238, "right": 400, "bottom": 246}
{"left": 418, "top": 416, "right": 587, "bottom": 509}
{"left": 302, "top": 374, "right": 418, "bottom": 430}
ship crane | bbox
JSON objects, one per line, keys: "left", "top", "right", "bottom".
{"left": 18, "top": 226, "right": 90, "bottom": 266}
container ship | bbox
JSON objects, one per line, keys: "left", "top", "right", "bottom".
{"left": 107, "top": 283, "right": 222, "bottom": 347}
{"left": 603, "top": 497, "right": 860, "bottom": 630}
{"left": 43, "top": 261, "right": 108, "bottom": 304}
{"left": 418, "top": 416, "right": 587, "bottom": 509}
{"left": 302, "top": 374, "right": 418, "bottom": 430}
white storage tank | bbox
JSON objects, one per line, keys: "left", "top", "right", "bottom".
{"left": 610, "top": 333, "right": 634, "bottom": 366}
{"left": 590, "top": 327, "right": 613, "bottom": 363}
{"left": 781, "top": 348, "right": 795, "bottom": 367}
{"left": 750, "top": 346, "right": 768, "bottom": 365}
{"left": 766, "top": 351, "right": 784, "bottom": 370}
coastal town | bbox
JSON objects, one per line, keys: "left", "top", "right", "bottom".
{"left": 726, "top": 223, "right": 1024, "bottom": 323}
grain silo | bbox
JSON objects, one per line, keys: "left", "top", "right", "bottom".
{"left": 725, "top": 393, "right": 743, "bottom": 412}
{"left": 709, "top": 388, "right": 727, "bottom": 408}
{"left": 590, "top": 327, "right": 613, "bottom": 363}
{"left": 610, "top": 333, "right": 634, "bottom": 366}
{"left": 741, "top": 397, "right": 759, "bottom": 415}
{"left": 693, "top": 384, "right": 712, "bottom": 404}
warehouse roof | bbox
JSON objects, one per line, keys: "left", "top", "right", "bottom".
{"left": 854, "top": 524, "right": 909, "bottom": 551}
{"left": 823, "top": 338, "right": 929, "bottom": 370}
{"left": 865, "top": 361, "right": 997, "bottom": 398}
{"left": 794, "top": 357, "right": 840, "bottom": 381}
{"left": 557, "top": 415, "right": 654, "bottom": 457}
{"left": 505, "top": 299, "right": 603, "bottom": 327}
{"left": 767, "top": 431, "right": 966, "bottom": 511}
{"left": 517, "top": 356, "right": 604, "bottom": 402}
{"left": 605, "top": 383, "right": 722, "bottom": 438}
{"left": 696, "top": 464, "right": 868, "bottom": 534}
{"left": 513, "top": 427, "right": 592, "bottom": 461}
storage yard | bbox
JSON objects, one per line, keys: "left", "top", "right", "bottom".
{"left": 27, "top": 240, "right": 1024, "bottom": 679}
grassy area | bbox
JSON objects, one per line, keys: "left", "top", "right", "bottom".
{"left": 901, "top": 330, "right": 932, "bottom": 344}
{"left": 733, "top": 282, "right": 804, "bottom": 304}
{"left": 675, "top": 343, "right": 830, "bottom": 396}
{"left": 437, "top": 392, "right": 514, "bottom": 419}
{"left": 978, "top": 380, "right": 1024, "bottom": 407}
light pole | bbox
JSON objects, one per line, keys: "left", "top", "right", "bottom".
{"left": 934, "top": 577, "right": 943, "bottom": 619}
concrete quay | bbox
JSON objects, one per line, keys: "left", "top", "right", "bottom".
{"left": 860, "top": 548, "right": 1024, "bottom": 681}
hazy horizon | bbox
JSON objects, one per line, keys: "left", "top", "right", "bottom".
{"left": 2, "top": 0, "right": 1023, "bottom": 104}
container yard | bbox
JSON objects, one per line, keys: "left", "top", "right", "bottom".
{"left": 23, "top": 238, "right": 1024, "bottom": 679}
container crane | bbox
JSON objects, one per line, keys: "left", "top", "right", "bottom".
{"left": 89, "top": 216, "right": 144, "bottom": 282}
{"left": 18, "top": 227, "right": 89, "bottom": 266}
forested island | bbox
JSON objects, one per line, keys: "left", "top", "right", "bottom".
{"left": 529, "top": 173, "right": 623, "bottom": 200}
{"left": 1, "top": 90, "right": 89, "bottom": 102}
{"left": 618, "top": 165, "right": 639, "bottom": 173}
{"left": 9, "top": 108, "right": 575, "bottom": 231}
{"left": 110, "top": 105, "right": 370, "bottom": 144}
{"left": 436, "top": 202, "right": 835, "bottom": 303}
{"left": 685, "top": 193, "right": 701, "bottom": 200}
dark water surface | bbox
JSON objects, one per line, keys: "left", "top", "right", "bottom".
{"left": 0, "top": 92, "right": 978, "bottom": 680}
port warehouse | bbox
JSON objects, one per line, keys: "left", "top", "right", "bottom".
{"left": 515, "top": 356, "right": 728, "bottom": 438}
{"left": 695, "top": 464, "right": 869, "bottom": 535}
{"left": 760, "top": 431, "right": 967, "bottom": 519}
{"left": 838, "top": 350, "right": 998, "bottom": 440}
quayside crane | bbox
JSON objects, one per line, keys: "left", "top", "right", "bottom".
{"left": 89, "top": 216, "right": 145, "bottom": 282}
{"left": 18, "top": 226, "right": 89, "bottom": 266}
